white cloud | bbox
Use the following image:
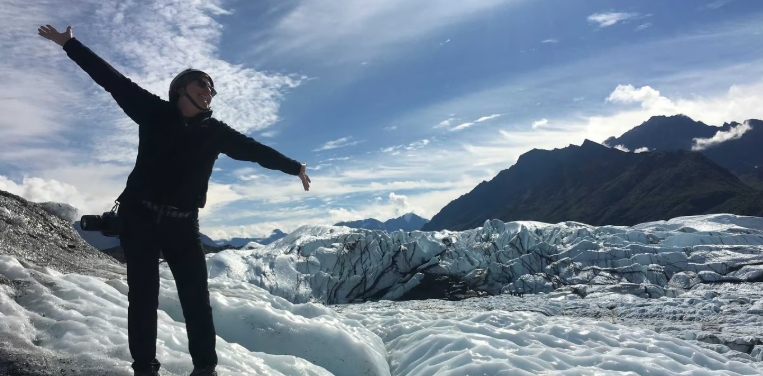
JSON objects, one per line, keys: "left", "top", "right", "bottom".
{"left": 321, "top": 157, "right": 351, "bottom": 162}
{"left": 607, "top": 145, "right": 651, "bottom": 153}
{"left": 532, "top": 119, "right": 549, "bottom": 129}
{"left": 451, "top": 122, "right": 475, "bottom": 131}
{"left": 381, "top": 139, "right": 430, "bottom": 154}
{"left": 603, "top": 81, "right": 763, "bottom": 128}
{"left": 448, "top": 114, "right": 501, "bottom": 131}
{"left": 233, "top": 167, "right": 263, "bottom": 182}
{"left": 0, "top": 176, "right": 78, "bottom": 203}
{"left": 406, "top": 139, "right": 430, "bottom": 150}
{"left": 607, "top": 85, "right": 675, "bottom": 111}
{"left": 0, "top": 0, "right": 302, "bottom": 228}
{"left": 434, "top": 117, "right": 456, "bottom": 128}
{"left": 692, "top": 121, "right": 752, "bottom": 151}
{"left": 31, "top": 9, "right": 756, "bottom": 239}
{"left": 388, "top": 192, "right": 422, "bottom": 216}
{"left": 0, "top": 175, "right": 101, "bottom": 215}
{"left": 636, "top": 23, "right": 653, "bottom": 31}
{"left": 542, "top": 39, "right": 559, "bottom": 44}
{"left": 381, "top": 145, "right": 402, "bottom": 154}
{"left": 199, "top": 182, "right": 245, "bottom": 219}
{"left": 205, "top": 84, "right": 738, "bottom": 236}
{"left": 704, "top": 0, "right": 734, "bottom": 10}
{"left": 475, "top": 114, "right": 502, "bottom": 122}
{"left": 587, "top": 12, "right": 639, "bottom": 28}
{"left": 255, "top": 0, "right": 520, "bottom": 62}
{"left": 260, "top": 130, "right": 279, "bottom": 138}
{"left": 87, "top": 0, "right": 301, "bottom": 163}
{"left": 313, "top": 136, "right": 363, "bottom": 151}
{"left": 192, "top": 20, "right": 763, "bottom": 240}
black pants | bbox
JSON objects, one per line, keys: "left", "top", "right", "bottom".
{"left": 118, "top": 202, "right": 217, "bottom": 372}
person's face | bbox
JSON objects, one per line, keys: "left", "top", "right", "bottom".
{"left": 184, "top": 76, "right": 215, "bottom": 109}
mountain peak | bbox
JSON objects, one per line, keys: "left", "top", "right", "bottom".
{"left": 335, "top": 212, "right": 429, "bottom": 232}
{"left": 604, "top": 114, "right": 717, "bottom": 152}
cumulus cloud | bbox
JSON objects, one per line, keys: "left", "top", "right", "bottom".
{"left": 0, "top": 175, "right": 108, "bottom": 215}
{"left": 634, "top": 147, "right": 651, "bottom": 153}
{"left": 691, "top": 121, "right": 752, "bottom": 151}
{"left": 532, "top": 119, "right": 549, "bottom": 129}
{"left": 607, "top": 84, "right": 676, "bottom": 111}
{"left": 0, "top": 175, "right": 79, "bottom": 203}
{"left": 587, "top": 12, "right": 639, "bottom": 28}
{"left": 314, "top": 136, "right": 363, "bottom": 151}
{"left": 388, "top": 192, "right": 422, "bottom": 216}
{"left": 613, "top": 145, "right": 630, "bottom": 152}
{"left": 602, "top": 82, "right": 763, "bottom": 129}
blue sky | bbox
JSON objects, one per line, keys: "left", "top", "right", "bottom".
{"left": 1, "top": 0, "right": 762, "bottom": 239}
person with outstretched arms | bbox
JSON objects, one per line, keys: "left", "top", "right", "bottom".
{"left": 38, "top": 24, "right": 311, "bottom": 376}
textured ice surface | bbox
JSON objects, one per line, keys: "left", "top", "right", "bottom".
{"left": 0, "top": 255, "right": 378, "bottom": 376}
{"left": 3, "top": 254, "right": 762, "bottom": 375}
{"left": 2, "top": 214, "right": 763, "bottom": 374}
{"left": 208, "top": 214, "right": 763, "bottom": 304}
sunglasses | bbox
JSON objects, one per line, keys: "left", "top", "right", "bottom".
{"left": 193, "top": 77, "right": 217, "bottom": 97}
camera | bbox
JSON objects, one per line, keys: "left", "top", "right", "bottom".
{"left": 80, "top": 210, "right": 123, "bottom": 237}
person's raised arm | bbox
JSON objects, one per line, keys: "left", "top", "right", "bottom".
{"left": 219, "top": 123, "right": 311, "bottom": 191}
{"left": 38, "top": 24, "right": 165, "bottom": 124}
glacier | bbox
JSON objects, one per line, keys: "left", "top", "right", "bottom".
{"left": 1, "top": 213, "right": 763, "bottom": 375}
{"left": 207, "top": 213, "right": 763, "bottom": 303}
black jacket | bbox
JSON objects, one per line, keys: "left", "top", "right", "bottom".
{"left": 63, "top": 38, "right": 302, "bottom": 210}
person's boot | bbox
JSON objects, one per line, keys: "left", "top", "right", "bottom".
{"left": 189, "top": 366, "right": 217, "bottom": 376}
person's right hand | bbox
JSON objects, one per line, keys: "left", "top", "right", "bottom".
{"left": 38, "top": 24, "right": 73, "bottom": 47}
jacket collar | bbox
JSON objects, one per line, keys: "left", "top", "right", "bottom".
{"left": 180, "top": 109, "right": 213, "bottom": 127}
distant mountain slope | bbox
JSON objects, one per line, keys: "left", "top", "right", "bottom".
{"left": 335, "top": 213, "right": 429, "bottom": 232}
{"left": 221, "top": 229, "right": 288, "bottom": 248}
{"left": 422, "top": 139, "right": 763, "bottom": 231}
{"left": 604, "top": 115, "right": 763, "bottom": 188}
{"left": 74, "top": 221, "right": 221, "bottom": 251}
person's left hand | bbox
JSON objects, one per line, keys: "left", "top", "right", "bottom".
{"left": 299, "top": 164, "right": 311, "bottom": 191}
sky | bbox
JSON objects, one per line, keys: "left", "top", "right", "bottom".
{"left": 1, "top": 0, "right": 762, "bottom": 240}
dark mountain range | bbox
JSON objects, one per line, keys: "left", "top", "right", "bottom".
{"left": 422, "top": 139, "right": 763, "bottom": 231}
{"left": 604, "top": 115, "right": 763, "bottom": 188}
{"left": 335, "top": 213, "right": 429, "bottom": 232}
